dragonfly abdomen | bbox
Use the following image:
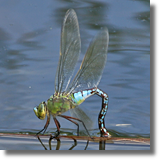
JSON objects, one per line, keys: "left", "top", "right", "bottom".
{"left": 72, "top": 87, "right": 110, "bottom": 137}
{"left": 71, "top": 89, "right": 93, "bottom": 105}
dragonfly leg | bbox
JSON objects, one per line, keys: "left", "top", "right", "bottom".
{"left": 58, "top": 115, "right": 79, "bottom": 136}
{"left": 58, "top": 115, "right": 92, "bottom": 138}
{"left": 36, "top": 114, "right": 50, "bottom": 135}
{"left": 53, "top": 117, "right": 61, "bottom": 137}
{"left": 50, "top": 117, "right": 61, "bottom": 140}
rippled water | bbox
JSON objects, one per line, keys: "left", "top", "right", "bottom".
{"left": 0, "top": 0, "right": 150, "bottom": 150}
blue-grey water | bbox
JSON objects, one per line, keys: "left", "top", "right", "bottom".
{"left": 0, "top": 0, "right": 150, "bottom": 150}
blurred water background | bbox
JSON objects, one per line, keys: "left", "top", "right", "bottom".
{"left": 0, "top": 0, "right": 150, "bottom": 149}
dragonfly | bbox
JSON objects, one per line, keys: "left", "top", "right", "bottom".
{"left": 34, "top": 9, "right": 110, "bottom": 138}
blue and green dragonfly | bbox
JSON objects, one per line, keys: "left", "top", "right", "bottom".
{"left": 34, "top": 9, "right": 110, "bottom": 138}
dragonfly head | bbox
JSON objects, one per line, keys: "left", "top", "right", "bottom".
{"left": 33, "top": 101, "right": 47, "bottom": 120}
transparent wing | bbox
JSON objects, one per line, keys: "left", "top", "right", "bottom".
{"left": 55, "top": 9, "right": 81, "bottom": 94}
{"left": 70, "top": 106, "right": 93, "bottom": 135}
{"left": 67, "top": 28, "right": 109, "bottom": 94}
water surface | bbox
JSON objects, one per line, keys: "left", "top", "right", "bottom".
{"left": 0, "top": 0, "right": 150, "bottom": 150}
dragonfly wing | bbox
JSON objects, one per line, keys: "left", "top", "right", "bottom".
{"left": 67, "top": 28, "right": 109, "bottom": 93}
{"left": 55, "top": 9, "right": 81, "bottom": 94}
{"left": 70, "top": 106, "right": 93, "bottom": 134}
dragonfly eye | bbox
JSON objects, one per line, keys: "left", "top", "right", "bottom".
{"left": 33, "top": 102, "right": 47, "bottom": 120}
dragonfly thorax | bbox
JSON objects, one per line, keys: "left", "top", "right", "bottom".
{"left": 46, "top": 95, "right": 76, "bottom": 117}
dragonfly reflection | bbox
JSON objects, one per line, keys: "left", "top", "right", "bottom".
{"left": 37, "top": 136, "right": 106, "bottom": 150}
{"left": 37, "top": 136, "right": 89, "bottom": 150}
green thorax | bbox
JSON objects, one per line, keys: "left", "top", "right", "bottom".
{"left": 46, "top": 94, "right": 76, "bottom": 117}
